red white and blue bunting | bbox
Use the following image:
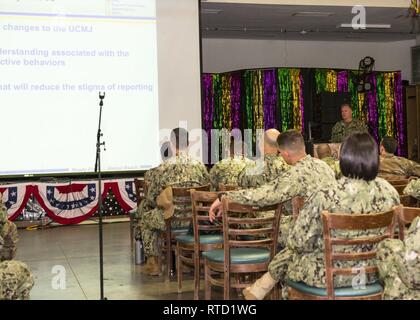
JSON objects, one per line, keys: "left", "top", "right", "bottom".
{"left": 0, "top": 179, "right": 139, "bottom": 225}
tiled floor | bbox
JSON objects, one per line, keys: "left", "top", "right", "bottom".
{"left": 15, "top": 221, "right": 219, "bottom": 300}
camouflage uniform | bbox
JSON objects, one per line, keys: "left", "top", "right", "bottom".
{"left": 266, "top": 177, "right": 399, "bottom": 294}
{"left": 321, "top": 156, "right": 341, "bottom": 179}
{"left": 0, "top": 199, "right": 18, "bottom": 261}
{"left": 379, "top": 154, "right": 420, "bottom": 177}
{"left": 138, "top": 152, "right": 210, "bottom": 257}
{"left": 377, "top": 216, "right": 420, "bottom": 300}
{"left": 404, "top": 179, "right": 420, "bottom": 199}
{"left": 209, "top": 155, "right": 253, "bottom": 190}
{"left": 331, "top": 119, "right": 368, "bottom": 143}
{"left": 0, "top": 260, "right": 34, "bottom": 300}
{"left": 238, "top": 153, "right": 290, "bottom": 189}
{"left": 134, "top": 167, "right": 158, "bottom": 240}
{"left": 227, "top": 155, "right": 336, "bottom": 246}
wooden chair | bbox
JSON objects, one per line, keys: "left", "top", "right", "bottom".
{"left": 292, "top": 196, "right": 305, "bottom": 220}
{"left": 176, "top": 190, "right": 223, "bottom": 299}
{"left": 162, "top": 184, "right": 211, "bottom": 280}
{"left": 393, "top": 184, "right": 408, "bottom": 195}
{"left": 202, "top": 198, "right": 282, "bottom": 300}
{"left": 382, "top": 176, "right": 410, "bottom": 185}
{"left": 287, "top": 209, "right": 396, "bottom": 300}
{"left": 395, "top": 205, "right": 420, "bottom": 240}
{"left": 218, "top": 183, "right": 238, "bottom": 191}
{"left": 399, "top": 195, "right": 419, "bottom": 207}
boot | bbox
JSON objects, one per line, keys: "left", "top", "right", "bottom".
{"left": 243, "top": 272, "right": 277, "bottom": 300}
{"left": 146, "top": 256, "right": 162, "bottom": 276}
{"left": 141, "top": 257, "right": 154, "bottom": 274}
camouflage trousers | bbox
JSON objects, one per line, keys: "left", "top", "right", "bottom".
{"left": 138, "top": 207, "right": 165, "bottom": 257}
{"left": 278, "top": 216, "right": 293, "bottom": 249}
{"left": 0, "top": 221, "right": 18, "bottom": 261}
{"left": 0, "top": 260, "right": 34, "bottom": 300}
{"left": 267, "top": 248, "right": 294, "bottom": 299}
{"left": 268, "top": 248, "right": 293, "bottom": 283}
{"left": 377, "top": 239, "right": 420, "bottom": 300}
{"left": 138, "top": 207, "right": 190, "bottom": 258}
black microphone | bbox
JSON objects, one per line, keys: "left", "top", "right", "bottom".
{"left": 99, "top": 92, "right": 105, "bottom": 106}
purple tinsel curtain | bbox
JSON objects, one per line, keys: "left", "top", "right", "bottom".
{"left": 366, "top": 72, "right": 379, "bottom": 143}
{"left": 202, "top": 74, "right": 214, "bottom": 134}
{"left": 394, "top": 72, "right": 406, "bottom": 157}
{"left": 337, "top": 71, "right": 349, "bottom": 93}
{"left": 263, "top": 69, "right": 277, "bottom": 130}
{"left": 231, "top": 72, "right": 241, "bottom": 129}
{"left": 202, "top": 74, "right": 214, "bottom": 164}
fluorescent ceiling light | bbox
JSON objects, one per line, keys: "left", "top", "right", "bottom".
{"left": 293, "top": 12, "right": 334, "bottom": 17}
{"left": 338, "top": 23, "right": 391, "bottom": 29}
{"left": 201, "top": 9, "right": 223, "bottom": 14}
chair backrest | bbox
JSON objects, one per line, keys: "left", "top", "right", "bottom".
{"left": 393, "top": 184, "right": 408, "bottom": 195}
{"left": 380, "top": 175, "right": 409, "bottom": 184}
{"left": 395, "top": 205, "right": 420, "bottom": 240}
{"left": 218, "top": 183, "right": 238, "bottom": 192}
{"left": 190, "top": 190, "right": 223, "bottom": 245}
{"left": 292, "top": 196, "right": 305, "bottom": 220}
{"left": 134, "top": 178, "right": 147, "bottom": 205}
{"left": 221, "top": 197, "right": 282, "bottom": 269}
{"left": 399, "top": 195, "right": 418, "bottom": 207}
{"left": 170, "top": 184, "right": 211, "bottom": 224}
{"left": 321, "top": 209, "right": 396, "bottom": 300}
{"left": 387, "top": 179, "right": 410, "bottom": 187}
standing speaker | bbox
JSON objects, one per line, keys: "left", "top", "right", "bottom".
{"left": 319, "top": 92, "right": 351, "bottom": 141}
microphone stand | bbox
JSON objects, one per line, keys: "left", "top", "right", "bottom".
{"left": 95, "top": 92, "right": 107, "bottom": 300}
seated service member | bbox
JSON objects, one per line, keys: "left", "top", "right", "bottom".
{"left": 0, "top": 197, "right": 18, "bottom": 262}
{"left": 210, "top": 130, "right": 336, "bottom": 249}
{"left": 0, "top": 196, "right": 34, "bottom": 300}
{"left": 331, "top": 103, "right": 368, "bottom": 143}
{"left": 241, "top": 133, "right": 400, "bottom": 300}
{"left": 377, "top": 216, "right": 420, "bottom": 300}
{"left": 238, "top": 129, "right": 290, "bottom": 189}
{"left": 209, "top": 136, "right": 253, "bottom": 190}
{"left": 316, "top": 144, "right": 341, "bottom": 179}
{"left": 138, "top": 128, "right": 210, "bottom": 276}
{"left": 404, "top": 178, "right": 420, "bottom": 199}
{"left": 379, "top": 136, "right": 420, "bottom": 177}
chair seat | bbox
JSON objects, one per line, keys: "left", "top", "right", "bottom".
{"left": 202, "top": 248, "right": 270, "bottom": 264}
{"left": 171, "top": 227, "right": 190, "bottom": 234}
{"left": 176, "top": 234, "right": 224, "bottom": 245}
{"left": 286, "top": 279, "right": 383, "bottom": 297}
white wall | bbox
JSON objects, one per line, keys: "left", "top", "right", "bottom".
{"left": 157, "top": 0, "right": 201, "bottom": 131}
{"left": 205, "top": 0, "right": 408, "bottom": 7}
{"left": 202, "top": 38, "right": 415, "bottom": 83}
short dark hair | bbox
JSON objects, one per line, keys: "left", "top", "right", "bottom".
{"left": 339, "top": 133, "right": 379, "bottom": 181}
{"left": 170, "top": 127, "right": 189, "bottom": 150}
{"left": 341, "top": 102, "right": 352, "bottom": 110}
{"left": 380, "top": 136, "right": 398, "bottom": 154}
{"left": 277, "top": 130, "right": 305, "bottom": 153}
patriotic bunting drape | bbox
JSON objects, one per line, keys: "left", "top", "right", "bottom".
{"left": 0, "top": 179, "right": 139, "bottom": 225}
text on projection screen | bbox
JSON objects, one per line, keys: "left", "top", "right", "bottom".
{"left": 0, "top": 0, "right": 160, "bottom": 175}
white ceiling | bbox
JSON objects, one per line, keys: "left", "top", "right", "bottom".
{"left": 201, "top": 3, "right": 415, "bottom": 42}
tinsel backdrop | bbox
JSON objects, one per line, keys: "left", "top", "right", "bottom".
{"left": 314, "top": 69, "right": 405, "bottom": 156}
{"left": 202, "top": 68, "right": 304, "bottom": 161}
{"left": 202, "top": 68, "right": 405, "bottom": 161}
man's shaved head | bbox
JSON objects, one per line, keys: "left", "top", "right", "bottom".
{"left": 316, "top": 144, "right": 332, "bottom": 159}
{"left": 264, "top": 129, "right": 280, "bottom": 149}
